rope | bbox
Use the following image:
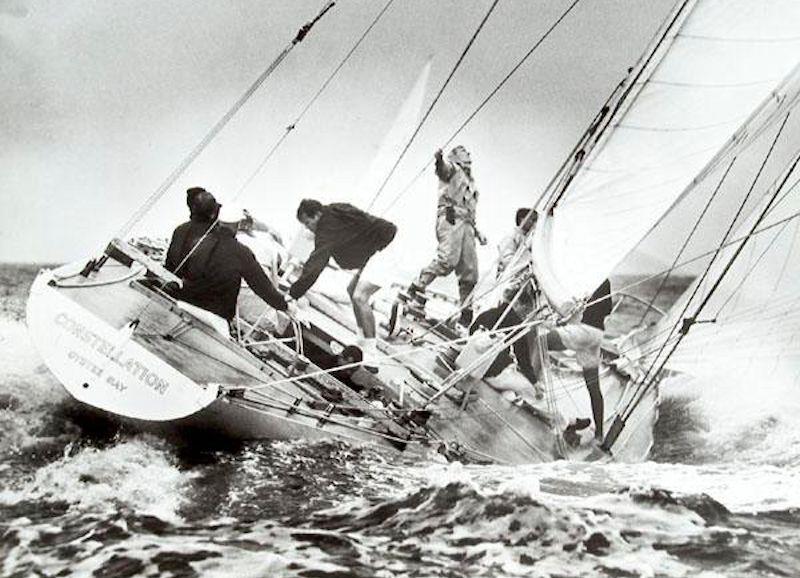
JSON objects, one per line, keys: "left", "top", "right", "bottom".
{"left": 365, "top": 0, "right": 502, "bottom": 210}
{"left": 226, "top": 317, "right": 541, "bottom": 392}
{"left": 116, "top": 0, "right": 337, "bottom": 240}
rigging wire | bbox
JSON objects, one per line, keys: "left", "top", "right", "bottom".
{"left": 160, "top": 0, "right": 397, "bottom": 279}
{"left": 636, "top": 156, "right": 738, "bottom": 325}
{"left": 636, "top": 112, "right": 793, "bottom": 390}
{"left": 378, "top": 0, "right": 585, "bottom": 214}
{"left": 233, "top": 0, "right": 398, "bottom": 199}
{"left": 619, "top": 145, "right": 800, "bottom": 428}
{"left": 228, "top": 316, "right": 542, "bottom": 392}
{"left": 116, "top": 0, "right": 337, "bottom": 240}
{"left": 711, "top": 218, "right": 792, "bottom": 319}
{"left": 365, "top": 0, "right": 502, "bottom": 210}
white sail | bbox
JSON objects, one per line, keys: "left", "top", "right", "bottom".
{"left": 533, "top": 0, "right": 800, "bottom": 311}
{"left": 353, "top": 60, "right": 432, "bottom": 209}
{"left": 658, "top": 173, "right": 800, "bottom": 389}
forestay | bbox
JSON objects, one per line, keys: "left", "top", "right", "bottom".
{"left": 659, "top": 177, "right": 800, "bottom": 390}
{"left": 533, "top": 0, "right": 800, "bottom": 310}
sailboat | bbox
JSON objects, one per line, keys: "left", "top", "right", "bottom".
{"left": 26, "top": 0, "right": 800, "bottom": 463}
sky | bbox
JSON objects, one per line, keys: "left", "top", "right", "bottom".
{"left": 1, "top": 0, "right": 684, "bottom": 270}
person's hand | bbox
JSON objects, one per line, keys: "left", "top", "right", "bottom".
{"left": 476, "top": 230, "right": 488, "bottom": 246}
{"left": 286, "top": 299, "right": 299, "bottom": 317}
{"left": 285, "top": 298, "right": 310, "bottom": 327}
{"left": 435, "top": 148, "right": 444, "bottom": 161}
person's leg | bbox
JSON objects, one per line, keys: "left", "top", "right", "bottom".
{"left": 412, "top": 215, "right": 462, "bottom": 291}
{"left": 582, "top": 365, "right": 604, "bottom": 442}
{"left": 572, "top": 326, "right": 605, "bottom": 442}
{"left": 347, "top": 269, "right": 380, "bottom": 338}
{"left": 512, "top": 330, "right": 539, "bottom": 389}
{"left": 454, "top": 224, "right": 478, "bottom": 326}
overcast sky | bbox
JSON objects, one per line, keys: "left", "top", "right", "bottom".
{"left": 2, "top": 0, "right": 684, "bottom": 267}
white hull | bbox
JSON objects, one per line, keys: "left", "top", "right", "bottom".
{"left": 27, "top": 244, "right": 658, "bottom": 463}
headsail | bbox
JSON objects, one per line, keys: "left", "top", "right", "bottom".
{"left": 354, "top": 60, "right": 432, "bottom": 209}
{"left": 533, "top": 0, "right": 800, "bottom": 311}
{"left": 658, "top": 172, "right": 800, "bottom": 389}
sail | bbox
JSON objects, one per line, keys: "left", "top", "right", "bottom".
{"left": 658, "top": 173, "right": 800, "bottom": 389}
{"left": 353, "top": 60, "right": 432, "bottom": 209}
{"left": 532, "top": 0, "right": 800, "bottom": 311}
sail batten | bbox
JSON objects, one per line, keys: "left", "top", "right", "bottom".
{"left": 533, "top": 0, "right": 800, "bottom": 311}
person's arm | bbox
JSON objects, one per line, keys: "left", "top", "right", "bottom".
{"left": 164, "top": 227, "right": 183, "bottom": 273}
{"left": 434, "top": 148, "right": 454, "bottom": 182}
{"left": 496, "top": 235, "right": 517, "bottom": 279}
{"left": 288, "top": 243, "right": 332, "bottom": 299}
{"left": 239, "top": 247, "right": 288, "bottom": 311}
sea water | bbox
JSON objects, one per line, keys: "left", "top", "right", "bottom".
{"left": 1, "top": 264, "right": 798, "bottom": 578}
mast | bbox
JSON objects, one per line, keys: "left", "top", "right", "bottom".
{"left": 531, "top": 0, "right": 800, "bottom": 313}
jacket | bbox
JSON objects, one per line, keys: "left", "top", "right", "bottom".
{"left": 289, "top": 203, "right": 397, "bottom": 299}
{"left": 435, "top": 157, "right": 478, "bottom": 223}
{"left": 166, "top": 223, "right": 287, "bottom": 320}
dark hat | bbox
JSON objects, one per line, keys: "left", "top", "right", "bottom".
{"left": 187, "top": 188, "right": 220, "bottom": 222}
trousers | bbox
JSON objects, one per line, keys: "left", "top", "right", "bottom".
{"left": 415, "top": 214, "right": 479, "bottom": 305}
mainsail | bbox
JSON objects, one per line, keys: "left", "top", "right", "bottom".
{"left": 532, "top": 0, "right": 800, "bottom": 311}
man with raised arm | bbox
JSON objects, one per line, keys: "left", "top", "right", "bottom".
{"left": 402, "top": 145, "right": 487, "bottom": 329}
{"left": 288, "top": 199, "right": 397, "bottom": 355}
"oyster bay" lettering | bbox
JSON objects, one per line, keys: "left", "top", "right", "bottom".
{"left": 55, "top": 312, "right": 170, "bottom": 395}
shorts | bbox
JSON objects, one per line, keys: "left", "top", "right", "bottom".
{"left": 554, "top": 322, "right": 603, "bottom": 368}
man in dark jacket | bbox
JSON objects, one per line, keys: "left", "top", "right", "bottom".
{"left": 289, "top": 199, "right": 397, "bottom": 347}
{"left": 165, "top": 187, "right": 220, "bottom": 274}
{"left": 165, "top": 200, "right": 288, "bottom": 325}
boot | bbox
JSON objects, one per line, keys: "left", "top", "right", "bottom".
{"left": 457, "top": 280, "right": 476, "bottom": 330}
{"left": 399, "top": 283, "right": 427, "bottom": 314}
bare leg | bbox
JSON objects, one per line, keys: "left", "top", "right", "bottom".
{"left": 582, "top": 366, "right": 604, "bottom": 441}
{"left": 348, "top": 271, "right": 379, "bottom": 338}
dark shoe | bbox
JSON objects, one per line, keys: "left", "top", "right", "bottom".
{"left": 400, "top": 284, "right": 426, "bottom": 305}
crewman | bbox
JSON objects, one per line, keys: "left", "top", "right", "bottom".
{"left": 165, "top": 200, "right": 289, "bottom": 333}
{"left": 288, "top": 199, "right": 397, "bottom": 356}
{"left": 534, "top": 280, "right": 613, "bottom": 444}
{"left": 165, "top": 187, "right": 219, "bottom": 274}
{"left": 470, "top": 208, "right": 541, "bottom": 394}
{"left": 402, "top": 146, "right": 487, "bottom": 328}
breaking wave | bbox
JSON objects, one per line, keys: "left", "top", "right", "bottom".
{"left": 2, "top": 264, "right": 799, "bottom": 577}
